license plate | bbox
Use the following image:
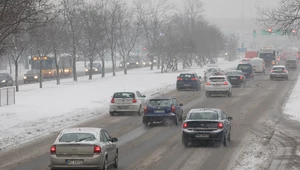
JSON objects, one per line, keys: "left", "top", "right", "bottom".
{"left": 231, "top": 78, "right": 237, "bottom": 79}
{"left": 213, "top": 84, "right": 221, "bottom": 86}
{"left": 195, "top": 134, "right": 209, "bottom": 138}
{"left": 66, "top": 159, "right": 83, "bottom": 165}
{"left": 118, "top": 106, "right": 129, "bottom": 109}
{"left": 184, "top": 84, "right": 190, "bottom": 87}
{"left": 154, "top": 110, "right": 165, "bottom": 113}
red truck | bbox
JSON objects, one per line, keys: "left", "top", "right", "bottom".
{"left": 245, "top": 51, "right": 258, "bottom": 59}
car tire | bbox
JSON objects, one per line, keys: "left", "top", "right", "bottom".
{"left": 223, "top": 134, "right": 227, "bottom": 147}
{"left": 174, "top": 116, "right": 178, "bottom": 126}
{"left": 228, "top": 132, "right": 231, "bottom": 142}
{"left": 182, "top": 137, "right": 189, "bottom": 147}
{"left": 137, "top": 106, "right": 142, "bottom": 116}
{"left": 227, "top": 91, "right": 232, "bottom": 98}
{"left": 205, "top": 91, "right": 210, "bottom": 98}
{"left": 286, "top": 77, "right": 289, "bottom": 81}
{"left": 102, "top": 156, "right": 108, "bottom": 170}
{"left": 113, "top": 150, "right": 118, "bottom": 168}
{"left": 109, "top": 112, "right": 115, "bottom": 116}
{"left": 177, "top": 87, "right": 181, "bottom": 91}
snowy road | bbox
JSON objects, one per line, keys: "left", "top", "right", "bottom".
{"left": 1, "top": 68, "right": 299, "bottom": 170}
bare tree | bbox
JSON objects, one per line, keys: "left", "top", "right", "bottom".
{"left": 62, "top": 0, "right": 83, "bottom": 81}
{"left": 5, "top": 33, "right": 31, "bottom": 91}
{"left": 117, "top": 4, "right": 141, "bottom": 75}
{"left": 257, "top": 0, "right": 300, "bottom": 35}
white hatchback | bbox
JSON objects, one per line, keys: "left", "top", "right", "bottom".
{"left": 205, "top": 76, "right": 232, "bottom": 97}
{"left": 250, "top": 58, "right": 265, "bottom": 73}
{"left": 109, "top": 91, "right": 146, "bottom": 116}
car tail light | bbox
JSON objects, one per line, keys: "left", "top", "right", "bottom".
{"left": 144, "top": 106, "right": 147, "bottom": 114}
{"left": 94, "top": 145, "right": 101, "bottom": 154}
{"left": 283, "top": 70, "right": 287, "bottom": 73}
{"left": 50, "top": 145, "right": 56, "bottom": 154}
{"left": 171, "top": 106, "right": 176, "bottom": 113}
{"left": 177, "top": 78, "right": 183, "bottom": 80}
{"left": 111, "top": 98, "right": 115, "bottom": 103}
{"left": 251, "top": 74, "right": 254, "bottom": 76}
{"left": 206, "top": 82, "right": 211, "bottom": 85}
{"left": 191, "top": 78, "right": 198, "bottom": 80}
{"left": 217, "top": 122, "right": 223, "bottom": 128}
{"left": 132, "top": 98, "right": 137, "bottom": 103}
{"left": 270, "top": 70, "right": 274, "bottom": 73}
{"left": 240, "top": 76, "right": 243, "bottom": 79}
{"left": 223, "top": 81, "right": 229, "bottom": 85}
{"left": 183, "top": 122, "right": 188, "bottom": 128}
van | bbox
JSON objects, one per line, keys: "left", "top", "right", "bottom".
{"left": 249, "top": 58, "right": 265, "bottom": 73}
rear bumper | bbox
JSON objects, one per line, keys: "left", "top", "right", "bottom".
{"left": 177, "top": 82, "right": 199, "bottom": 89}
{"left": 50, "top": 155, "right": 103, "bottom": 169}
{"left": 143, "top": 113, "right": 176, "bottom": 123}
{"left": 182, "top": 130, "right": 224, "bottom": 141}
{"left": 205, "top": 86, "right": 229, "bottom": 92}
{"left": 109, "top": 104, "right": 140, "bottom": 113}
{"left": 270, "top": 74, "right": 288, "bottom": 78}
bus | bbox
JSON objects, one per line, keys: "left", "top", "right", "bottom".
{"left": 258, "top": 47, "right": 278, "bottom": 68}
{"left": 30, "top": 54, "right": 73, "bottom": 78}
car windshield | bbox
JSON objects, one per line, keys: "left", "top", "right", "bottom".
{"left": 209, "top": 77, "right": 225, "bottom": 82}
{"left": 226, "top": 71, "right": 243, "bottom": 76}
{"left": 147, "top": 99, "right": 172, "bottom": 107}
{"left": 206, "top": 68, "right": 218, "bottom": 73}
{"left": 0, "top": 73, "right": 8, "bottom": 78}
{"left": 188, "top": 111, "right": 219, "bottom": 120}
{"left": 179, "top": 74, "right": 195, "bottom": 78}
{"left": 59, "top": 133, "right": 96, "bottom": 142}
{"left": 237, "top": 65, "right": 252, "bottom": 70}
{"left": 273, "top": 67, "right": 285, "bottom": 71}
{"left": 113, "top": 92, "right": 135, "bottom": 98}
{"left": 26, "top": 70, "right": 38, "bottom": 74}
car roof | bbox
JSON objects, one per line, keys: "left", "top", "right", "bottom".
{"left": 188, "top": 108, "right": 221, "bottom": 113}
{"left": 250, "top": 58, "right": 263, "bottom": 60}
{"left": 149, "top": 97, "right": 174, "bottom": 100}
{"left": 206, "top": 64, "right": 219, "bottom": 67}
{"left": 227, "top": 70, "right": 242, "bottom": 72}
{"left": 273, "top": 65, "right": 285, "bottom": 68}
{"left": 209, "top": 75, "right": 227, "bottom": 78}
{"left": 61, "top": 127, "right": 102, "bottom": 134}
{"left": 179, "top": 73, "right": 196, "bottom": 74}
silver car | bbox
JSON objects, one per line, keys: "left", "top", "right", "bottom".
{"left": 50, "top": 127, "right": 118, "bottom": 170}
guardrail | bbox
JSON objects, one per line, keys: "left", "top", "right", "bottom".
{"left": 0, "top": 86, "right": 15, "bottom": 107}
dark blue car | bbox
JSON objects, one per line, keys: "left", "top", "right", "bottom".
{"left": 143, "top": 98, "right": 184, "bottom": 126}
{"left": 176, "top": 73, "right": 201, "bottom": 91}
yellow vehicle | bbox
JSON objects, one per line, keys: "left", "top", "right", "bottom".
{"left": 30, "top": 54, "right": 73, "bottom": 78}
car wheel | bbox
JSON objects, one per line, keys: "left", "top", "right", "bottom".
{"left": 113, "top": 150, "right": 118, "bottom": 168}
{"left": 174, "top": 116, "right": 178, "bottom": 126}
{"left": 102, "top": 156, "right": 108, "bottom": 170}
{"left": 205, "top": 91, "right": 211, "bottom": 98}
{"left": 137, "top": 106, "right": 142, "bottom": 116}
{"left": 223, "top": 134, "right": 227, "bottom": 147}
{"left": 109, "top": 112, "right": 115, "bottom": 116}
{"left": 182, "top": 137, "right": 189, "bottom": 147}
{"left": 177, "top": 87, "right": 181, "bottom": 91}
{"left": 228, "top": 132, "right": 231, "bottom": 142}
{"left": 227, "top": 91, "right": 231, "bottom": 98}
{"left": 286, "top": 77, "right": 289, "bottom": 81}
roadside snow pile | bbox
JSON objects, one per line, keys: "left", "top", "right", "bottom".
{"left": 283, "top": 74, "right": 300, "bottom": 122}
{"left": 0, "top": 58, "right": 238, "bottom": 151}
{"left": 231, "top": 133, "right": 276, "bottom": 170}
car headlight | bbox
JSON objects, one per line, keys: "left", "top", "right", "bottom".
{"left": 1, "top": 80, "right": 6, "bottom": 83}
{"left": 143, "top": 62, "right": 146, "bottom": 65}
{"left": 34, "top": 76, "right": 38, "bottom": 79}
{"left": 127, "top": 62, "right": 129, "bottom": 65}
{"left": 150, "top": 62, "right": 152, "bottom": 64}
{"left": 120, "top": 64, "right": 122, "bottom": 67}
{"left": 64, "top": 69, "right": 69, "bottom": 72}
{"left": 85, "top": 69, "right": 88, "bottom": 72}
{"left": 24, "top": 76, "right": 27, "bottom": 79}
{"left": 48, "top": 71, "right": 51, "bottom": 74}
{"left": 154, "top": 60, "right": 156, "bottom": 63}
{"left": 136, "top": 62, "right": 139, "bottom": 64}
{"left": 95, "top": 69, "right": 98, "bottom": 71}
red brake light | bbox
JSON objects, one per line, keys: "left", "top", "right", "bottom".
{"left": 251, "top": 74, "right": 254, "bottom": 76}
{"left": 240, "top": 76, "right": 243, "bottom": 79}
{"left": 191, "top": 78, "right": 198, "bottom": 80}
{"left": 111, "top": 98, "right": 115, "bottom": 103}
{"left": 217, "top": 122, "right": 223, "bottom": 128}
{"left": 171, "top": 105, "right": 176, "bottom": 113}
{"left": 143, "top": 106, "right": 147, "bottom": 114}
{"left": 223, "top": 81, "right": 229, "bottom": 85}
{"left": 270, "top": 70, "right": 274, "bottom": 73}
{"left": 183, "top": 122, "right": 188, "bottom": 128}
{"left": 177, "top": 78, "right": 183, "bottom": 80}
{"left": 132, "top": 98, "right": 137, "bottom": 103}
{"left": 94, "top": 145, "right": 101, "bottom": 154}
{"left": 206, "top": 82, "right": 211, "bottom": 85}
{"left": 50, "top": 145, "right": 56, "bottom": 154}
{"left": 283, "top": 70, "right": 287, "bottom": 73}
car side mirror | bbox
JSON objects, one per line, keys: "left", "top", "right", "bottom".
{"left": 227, "top": 116, "right": 233, "bottom": 121}
{"left": 198, "top": 76, "right": 201, "bottom": 79}
{"left": 142, "top": 95, "right": 146, "bottom": 98}
{"left": 111, "top": 137, "right": 118, "bottom": 142}
{"left": 179, "top": 103, "right": 183, "bottom": 106}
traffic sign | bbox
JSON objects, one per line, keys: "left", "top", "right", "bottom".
{"left": 237, "top": 48, "right": 247, "bottom": 52}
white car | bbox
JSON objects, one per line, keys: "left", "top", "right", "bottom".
{"left": 205, "top": 75, "right": 232, "bottom": 97}
{"left": 109, "top": 91, "right": 146, "bottom": 116}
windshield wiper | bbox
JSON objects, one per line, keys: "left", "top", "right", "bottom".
{"left": 78, "top": 136, "right": 94, "bottom": 142}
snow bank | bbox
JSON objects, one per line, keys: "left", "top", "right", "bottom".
{"left": 0, "top": 58, "right": 238, "bottom": 150}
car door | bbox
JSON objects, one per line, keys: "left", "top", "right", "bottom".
{"left": 172, "top": 98, "right": 182, "bottom": 117}
{"left": 102, "top": 130, "right": 115, "bottom": 163}
{"left": 100, "top": 130, "right": 113, "bottom": 163}
{"left": 136, "top": 91, "right": 145, "bottom": 106}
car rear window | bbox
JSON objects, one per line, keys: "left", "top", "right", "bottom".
{"left": 113, "top": 92, "right": 135, "bottom": 98}
{"left": 147, "top": 99, "right": 172, "bottom": 107}
{"left": 188, "top": 112, "right": 219, "bottom": 120}
{"left": 206, "top": 68, "right": 218, "bottom": 73}
{"left": 209, "top": 77, "right": 225, "bottom": 82}
{"left": 59, "top": 133, "right": 96, "bottom": 142}
{"left": 179, "top": 74, "right": 195, "bottom": 78}
{"left": 273, "top": 67, "right": 285, "bottom": 71}
{"left": 237, "top": 65, "right": 251, "bottom": 70}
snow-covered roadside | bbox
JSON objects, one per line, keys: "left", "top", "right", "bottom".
{"left": 283, "top": 73, "right": 300, "bottom": 122}
{"left": 230, "top": 133, "right": 276, "bottom": 170}
{"left": 0, "top": 58, "right": 238, "bottom": 151}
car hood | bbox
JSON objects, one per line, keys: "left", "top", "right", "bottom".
{"left": 0, "top": 77, "right": 7, "bottom": 81}
{"left": 25, "top": 74, "right": 38, "bottom": 76}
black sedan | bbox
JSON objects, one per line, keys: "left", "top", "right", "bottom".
{"left": 176, "top": 73, "right": 201, "bottom": 91}
{"left": 182, "top": 108, "right": 232, "bottom": 147}
{"left": 225, "top": 70, "right": 246, "bottom": 88}
{"left": 24, "top": 70, "right": 41, "bottom": 83}
{"left": 85, "top": 63, "right": 101, "bottom": 75}
{"left": 0, "top": 73, "right": 14, "bottom": 87}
